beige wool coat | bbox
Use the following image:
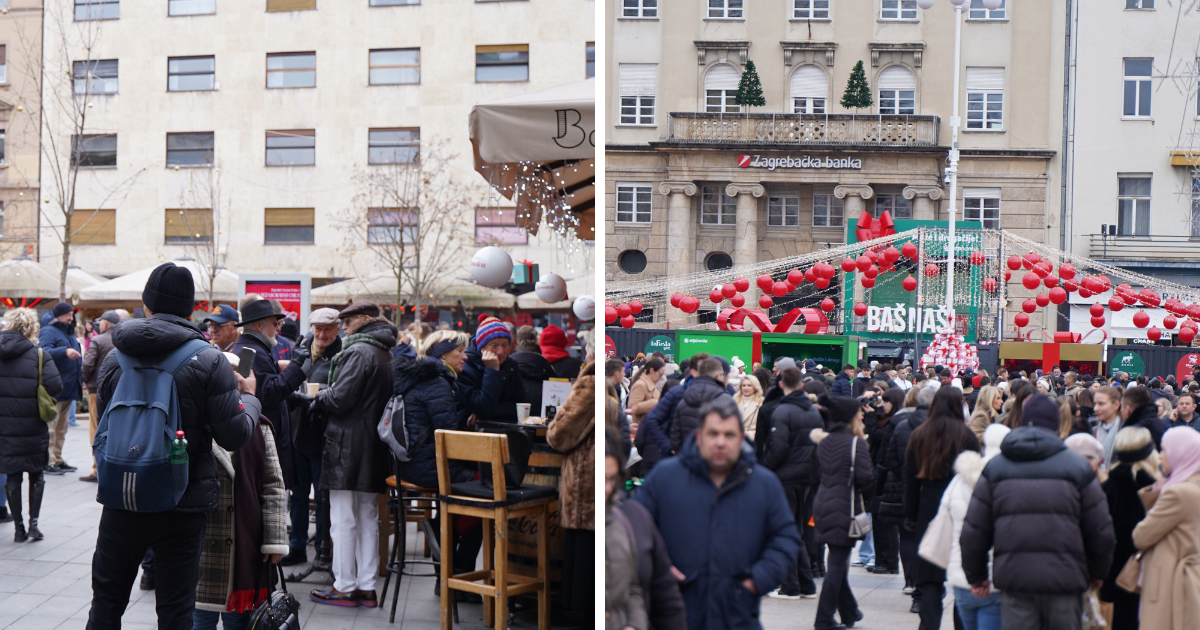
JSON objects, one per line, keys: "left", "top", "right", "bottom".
{"left": 1132, "top": 473, "right": 1200, "bottom": 630}
{"left": 627, "top": 373, "right": 660, "bottom": 426}
{"left": 547, "top": 361, "right": 595, "bottom": 531}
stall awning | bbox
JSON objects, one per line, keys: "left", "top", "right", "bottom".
{"left": 1170, "top": 151, "right": 1200, "bottom": 166}
{"left": 80, "top": 259, "right": 240, "bottom": 303}
{"left": 311, "top": 274, "right": 515, "bottom": 310}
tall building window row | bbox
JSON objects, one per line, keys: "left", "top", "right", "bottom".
{"left": 618, "top": 64, "right": 657, "bottom": 125}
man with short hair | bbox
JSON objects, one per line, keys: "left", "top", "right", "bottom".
{"left": 638, "top": 352, "right": 709, "bottom": 467}
{"left": 1062, "top": 371, "right": 1081, "bottom": 398}
{"left": 1121, "top": 385, "right": 1169, "bottom": 448}
{"left": 670, "top": 358, "right": 731, "bottom": 453}
{"left": 1170, "top": 392, "right": 1200, "bottom": 431}
{"left": 1091, "top": 386, "right": 1123, "bottom": 468}
{"left": 40, "top": 301, "right": 82, "bottom": 475}
{"left": 636, "top": 396, "right": 801, "bottom": 630}
{"left": 79, "top": 310, "right": 121, "bottom": 482}
{"left": 995, "top": 367, "right": 1008, "bottom": 383}
{"left": 832, "top": 364, "right": 856, "bottom": 397}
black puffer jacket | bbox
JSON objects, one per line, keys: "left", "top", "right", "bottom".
{"left": 669, "top": 376, "right": 728, "bottom": 454}
{"left": 287, "top": 334, "right": 341, "bottom": 456}
{"left": 393, "top": 357, "right": 466, "bottom": 489}
{"left": 0, "top": 331, "right": 63, "bottom": 474}
{"left": 457, "top": 343, "right": 528, "bottom": 425}
{"left": 1099, "top": 464, "right": 1157, "bottom": 604}
{"left": 510, "top": 350, "right": 557, "bottom": 413}
{"left": 762, "top": 391, "right": 823, "bottom": 485}
{"left": 232, "top": 332, "right": 306, "bottom": 489}
{"left": 876, "top": 406, "right": 927, "bottom": 526}
{"left": 830, "top": 372, "right": 853, "bottom": 397}
{"left": 315, "top": 318, "right": 396, "bottom": 494}
{"left": 1126, "top": 403, "right": 1170, "bottom": 448}
{"left": 753, "top": 385, "right": 785, "bottom": 461}
{"left": 960, "top": 427, "right": 1115, "bottom": 594}
{"left": 811, "top": 429, "right": 874, "bottom": 548}
{"left": 97, "top": 314, "right": 257, "bottom": 512}
{"left": 866, "top": 412, "right": 897, "bottom": 513}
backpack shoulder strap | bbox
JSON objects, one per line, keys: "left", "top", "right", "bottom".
{"left": 158, "top": 339, "right": 213, "bottom": 376}
{"left": 37, "top": 348, "right": 44, "bottom": 384}
{"left": 115, "top": 349, "right": 140, "bottom": 373}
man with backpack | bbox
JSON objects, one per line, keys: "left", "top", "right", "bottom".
{"left": 87, "top": 263, "right": 259, "bottom": 630}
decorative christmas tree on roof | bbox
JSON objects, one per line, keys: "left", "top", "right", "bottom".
{"left": 734, "top": 60, "right": 766, "bottom": 109}
{"left": 841, "top": 60, "right": 873, "bottom": 112}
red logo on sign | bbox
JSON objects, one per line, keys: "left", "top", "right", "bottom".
{"left": 737, "top": 154, "right": 752, "bottom": 168}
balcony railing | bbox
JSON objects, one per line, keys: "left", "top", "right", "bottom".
{"left": 666, "top": 112, "right": 940, "bottom": 147}
{"left": 1088, "top": 234, "right": 1200, "bottom": 261}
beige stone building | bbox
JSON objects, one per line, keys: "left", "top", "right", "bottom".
{"left": 0, "top": 0, "right": 41, "bottom": 260}
{"left": 605, "top": 0, "right": 1065, "bottom": 331}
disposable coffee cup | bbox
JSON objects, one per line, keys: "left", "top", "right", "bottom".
{"left": 307, "top": 382, "right": 320, "bottom": 396}
{"left": 516, "top": 403, "right": 531, "bottom": 422}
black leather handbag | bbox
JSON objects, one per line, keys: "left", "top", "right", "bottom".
{"left": 248, "top": 563, "right": 300, "bottom": 630}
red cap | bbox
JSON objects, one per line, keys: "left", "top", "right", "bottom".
{"left": 972, "top": 375, "right": 982, "bottom": 388}
{"left": 176, "top": 430, "right": 185, "bottom": 438}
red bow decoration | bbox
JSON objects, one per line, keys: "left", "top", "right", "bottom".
{"left": 856, "top": 211, "right": 896, "bottom": 252}
{"left": 717, "top": 308, "right": 829, "bottom": 334}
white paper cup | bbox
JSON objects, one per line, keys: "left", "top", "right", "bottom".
{"left": 307, "top": 382, "right": 320, "bottom": 396}
{"left": 516, "top": 403, "right": 531, "bottom": 422}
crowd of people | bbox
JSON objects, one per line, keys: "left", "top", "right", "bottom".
{"left": 605, "top": 353, "right": 1200, "bottom": 630}
{"left": 0, "top": 261, "right": 597, "bottom": 630}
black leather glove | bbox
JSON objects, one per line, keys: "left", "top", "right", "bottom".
{"left": 292, "top": 345, "right": 311, "bottom": 364}
{"left": 289, "top": 392, "right": 315, "bottom": 406}
{"left": 308, "top": 397, "right": 322, "bottom": 415}
{"left": 903, "top": 520, "right": 916, "bottom": 533}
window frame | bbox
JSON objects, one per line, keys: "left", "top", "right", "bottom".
{"left": 705, "top": 89, "right": 739, "bottom": 113}
{"left": 1191, "top": 175, "right": 1200, "bottom": 237}
{"left": 874, "top": 192, "right": 913, "bottom": 220}
{"left": 707, "top": 0, "right": 744, "bottom": 20}
{"left": 0, "top": 45, "right": 6, "bottom": 84}
{"left": 75, "top": 0, "right": 119, "bottom": 21}
{"left": 618, "top": 63, "right": 657, "bottom": 126}
{"left": 475, "top": 44, "right": 529, "bottom": 83}
{"left": 615, "top": 184, "right": 653, "bottom": 224}
{"left": 264, "top": 208, "right": 315, "bottom": 245}
{"left": 167, "top": 55, "right": 215, "bottom": 92}
{"left": 168, "top": 0, "right": 216, "bottom": 16}
{"left": 165, "top": 132, "right": 215, "bottom": 168}
{"left": 369, "top": 48, "right": 420, "bottom": 86}
{"left": 72, "top": 134, "right": 117, "bottom": 169}
{"left": 700, "top": 185, "right": 736, "bottom": 226}
{"left": 265, "top": 129, "right": 316, "bottom": 167}
{"left": 164, "top": 208, "right": 214, "bottom": 245}
{"left": 793, "top": 97, "right": 826, "bottom": 114}
{"left": 474, "top": 207, "right": 527, "bottom": 245}
{"left": 791, "top": 0, "right": 830, "bottom": 20}
{"left": 1123, "top": 58, "right": 1153, "bottom": 118}
{"left": 967, "top": 0, "right": 1005, "bottom": 20}
{"left": 367, "top": 208, "right": 419, "bottom": 246}
{"left": 74, "top": 59, "right": 119, "bottom": 95}
{"left": 878, "top": 88, "right": 916, "bottom": 115}
{"left": 966, "top": 91, "right": 1003, "bottom": 131}
{"left": 879, "top": 0, "right": 916, "bottom": 20}
{"left": 368, "top": 128, "right": 420, "bottom": 165}
{"left": 1116, "top": 176, "right": 1152, "bottom": 236}
{"left": 1125, "top": 0, "right": 1153, "bottom": 9}
{"left": 767, "top": 195, "right": 800, "bottom": 227}
{"left": 618, "top": 249, "right": 648, "bottom": 275}
{"left": 266, "top": 52, "right": 316, "bottom": 89}
{"left": 962, "top": 189, "right": 1001, "bottom": 229}
{"left": 620, "top": 0, "right": 657, "bottom": 18}
{"left": 812, "top": 191, "right": 844, "bottom": 228}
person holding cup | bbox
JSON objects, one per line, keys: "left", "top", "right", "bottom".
{"left": 456, "top": 316, "right": 530, "bottom": 425}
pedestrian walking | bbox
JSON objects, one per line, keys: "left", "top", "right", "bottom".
{"left": 881, "top": 382, "right": 937, "bottom": 604}
{"left": 628, "top": 357, "right": 665, "bottom": 430}
{"left": 456, "top": 316, "right": 528, "bottom": 425}
{"left": 1122, "top": 385, "right": 1170, "bottom": 448}
{"left": 79, "top": 310, "right": 120, "bottom": 483}
{"left": 635, "top": 395, "right": 800, "bottom": 630}
{"left": 669, "top": 357, "right": 731, "bottom": 454}
{"left": 866, "top": 387, "right": 907, "bottom": 576}
{"left": 734, "top": 372, "right": 764, "bottom": 441}
{"left": 637, "top": 353, "right": 709, "bottom": 469}
{"left": 39, "top": 301, "right": 82, "bottom": 475}
{"left": 0, "top": 309, "right": 63, "bottom": 542}
{"left": 548, "top": 361, "right": 597, "bottom": 613}
{"left": 87, "top": 263, "right": 259, "bottom": 630}
{"left": 1169, "top": 392, "right": 1200, "bottom": 431}
{"left": 967, "top": 385, "right": 1002, "bottom": 442}
{"left": 1099, "top": 426, "right": 1159, "bottom": 630}
{"left": 607, "top": 427, "right": 648, "bottom": 630}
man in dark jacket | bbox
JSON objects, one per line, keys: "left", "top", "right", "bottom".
{"left": 669, "top": 358, "right": 730, "bottom": 454}
{"left": 79, "top": 310, "right": 119, "bottom": 482}
{"left": 762, "top": 367, "right": 822, "bottom": 600}
{"left": 638, "top": 353, "right": 708, "bottom": 469}
{"left": 510, "top": 325, "right": 558, "bottom": 411}
{"left": 456, "top": 317, "right": 528, "bottom": 425}
{"left": 831, "top": 364, "right": 855, "bottom": 397}
{"left": 1170, "top": 392, "right": 1200, "bottom": 431}
{"left": 1121, "top": 385, "right": 1169, "bottom": 447}
{"left": 89, "top": 263, "right": 258, "bottom": 630}
{"left": 39, "top": 301, "right": 82, "bottom": 475}
{"left": 636, "top": 396, "right": 800, "bottom": 630}
{"left": 880, "top": 382, "right": 935, "bottom": 603}
{"left": 309, "top": 302, "right": 396, "bottom": 607}
{"left": 960, "top": 394, "right": 1115, "bottom": 630}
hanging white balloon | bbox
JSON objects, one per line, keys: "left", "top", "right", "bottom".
{"left": 981, "top": 0, "right": 1002, "bottom": 9}
{"left": 917, "top": 0, "right": 936, "bottom": 8}
{"left": 469, "top": 246, "right": 514, "bottom": 289}
{"left": 572, "top": 295, "right": 595, "bottom": 321}
{"left": 949, "top": 0, "right": 966, "bottom": 6}
{"left": 534, "top": 273, "right": 568, "bottom": 303}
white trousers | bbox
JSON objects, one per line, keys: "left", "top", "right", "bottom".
{"left": 329, "top": 489, "right": 379, "bottom": 593}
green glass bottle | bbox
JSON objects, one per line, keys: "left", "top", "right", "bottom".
{"left": 170, "top": 430, "right": 189, "bottom": 465}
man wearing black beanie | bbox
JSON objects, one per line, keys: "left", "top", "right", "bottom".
{"left": 88, "top": 262, "right": 260, "bottom": 629}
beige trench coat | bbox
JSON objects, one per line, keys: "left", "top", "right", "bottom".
{"left": 1132, "top": 473, "right": 1200, "bottom": 630}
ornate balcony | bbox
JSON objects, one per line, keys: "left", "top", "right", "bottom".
{"left": 665, "top": 112, "right": 940, "bottom": 147}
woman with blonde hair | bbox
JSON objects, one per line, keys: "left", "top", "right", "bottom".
{"left": 967, "top": 385, "right": 1001, "bottom": 441}
{"left": 0, "top": 308, "right": 63, "bottom": 541}
{"left": 1156, "top": 397, "right": 1174, "bottom": 420}
{"left": 734, "top": 372, "right": 764, "bottom": 439}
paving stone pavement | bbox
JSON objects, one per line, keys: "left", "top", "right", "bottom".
{"left": 0, "top": 420, "right": 569, "bottom": 629}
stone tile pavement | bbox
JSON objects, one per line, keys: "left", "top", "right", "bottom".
{"left": 0, "top": 422, "right": 568, "bottom": 629}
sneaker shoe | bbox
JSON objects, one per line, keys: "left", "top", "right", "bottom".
{"left": 79, "top": 474, "right": 98, "bottom": 483}
{"left": 43, "top": 465, "right": 65, "bottom": 476}
{"left": 140, "top": 573, "right": 155, "bottom": 591}
{"left": 850, "top": 559, "right": 864, "bottom": 567}
{"left": 310, "top": 587, "right": 358, "bottom": 607}
{"left": 902, "top": 581, "right": 915, "bottom": 595}
{"left": 57, "top": 462, "right": 78, "bottom": 472}
{"left": 768, "top": 590, "right": 802, "bottom": 600}
{"left": 356, "top": 590, "right": 378, "bottom": 608}
{"left": 279, "top": 549, "right": 307, "bottom": 566}
{"left": 800, "top": 592, "right": 818, "bottom": 599}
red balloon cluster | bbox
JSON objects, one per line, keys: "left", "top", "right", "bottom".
{"left": 901, "top": 242, "right": 919, "bottom": 260}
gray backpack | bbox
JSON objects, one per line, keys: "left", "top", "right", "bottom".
{"left": 377, "top": 394, "right": 431, "bottom": 462}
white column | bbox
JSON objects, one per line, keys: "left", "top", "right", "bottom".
{"left": 903, "top": 185, "right": 945, "bottom": 221}
{"left": 727, "top": 183, "right": 765, "bottom": 306}
{"left": 659, "top": 182, "right": 698, "bottom": 325}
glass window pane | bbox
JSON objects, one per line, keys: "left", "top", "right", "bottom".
{"left": 169, "top": 0, "right": 215, "bottom": 15}
{"left": 1123, "top": 82, "right": 1137, "bottom": 116}
{"left": 267, "top": 54, "right": 315, "bottom": 71}
{"left": 169, "top": 57, "right": 214, "bottom": 74}
{"left": 475, "top": 64, "right": 528, "bottom": 82}
{"left": 1138, "top": 81, "right": 1151, "bottom": 116}
{"left": 1125, "top": 59, "right": 1152, "bottom": 77}
{"left": 265, "top": 226, "right": 314, "bottom": 244}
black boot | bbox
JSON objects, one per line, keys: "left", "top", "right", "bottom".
{"left": 5, "top": 478, "right": 23, "bottom": 542}
{"left": 26, "top": 474, "right": 44, "bottom": 541}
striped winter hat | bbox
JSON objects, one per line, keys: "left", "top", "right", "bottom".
{"left": 475, "top": 316, "right": 511, "bottom": 349}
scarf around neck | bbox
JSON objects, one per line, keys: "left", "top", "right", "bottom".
{"left": 327, "top": 328, "right": 390, "bottom": 384}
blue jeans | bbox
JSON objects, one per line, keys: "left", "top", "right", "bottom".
{"left": 290, "top": 450, "right": 328, "bottom": 555}
{"left": 68, "top": 400, "right": 77, "bottom": 426}
{"left": 856, "top": 515, "right": 875, "bottom": 565}
{"left": 192, "top": 609, "right": 250, "bottom": 630}
{"left": 954, "top": 587, "right": 1002, "bottom": 630}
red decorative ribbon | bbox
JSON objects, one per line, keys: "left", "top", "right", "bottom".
{"left": 717, "top": 307, "right": 829, "bottom": 334}
{"left": 855, "top": 211, "right": 896, "bottom": 252}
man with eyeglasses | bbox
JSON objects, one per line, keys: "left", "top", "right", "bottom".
{"left": 203, "top": 305, "right": 239, "bottom": 351}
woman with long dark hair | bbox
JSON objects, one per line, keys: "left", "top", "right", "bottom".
{"left": 1000, "top": 379, "right": 1034, "bottom": 429}
{"left": 905, "top": 386, "right": 980, "bottom": 630}
{"left": 867, "top": 388, "right": 906, "bottom": 575}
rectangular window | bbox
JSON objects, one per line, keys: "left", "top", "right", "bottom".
{"left": 367, "top": 208, "right": 418, "bottom": 245}
{"left": 475, "top": 208, "right": 527, "bottom": 244}
{"left": 793, "top": 97, "right": 826, "bottom": 114}
{"left": 168, "top": 56, "right": 215, "bottom": 91}
{"left": 880, "top": 0, "right": 916, "bottom": 20}
{"left": 169, "top": 0, "right": 215, "bottom": 15}
{"left": 371, "top": 0, "right": 419, "bottom": 5}
{"left": 76, "top": 0, "right": 118, "bottom": 20}
{"left": 812, "top": 190, "right": 844, "bottom": 227}
{"left": 264, "top": 208, "right": 315, "bottom": 244}
{"left": 72, "top": 134, "right": 117, "bottom": 168}
{"left": 874, "top": 193, "right": 912, "bottom": 219}
{"left": 963, "top": 189, "right": 1001, "bottom": 229}
{"left": 968, "top": 0, "right": 1004, "bottom": 19}
{"left": 1123, "top": 58, "right": 1152, "bottom": 117}
{"left": 368, "top": 128, "right": 419, "bottom": 164}
{"left": 265, "top": 129, "right": 315, "bottom": 166}
{"left": 700, "top": 185, "right": 736, "bottom": 225}
{"left": 165, "top": 208, "right": 213, "bottom": 244}
{"left": 708, "top": 0, "right": 743, "bottom": 19}
{"left": 619, "top": 64, "right": 656, "bottom": 125}
{"left": 878, "top": 89, "right": 915, "bottom": 115}
{"left": 70, "top": 209, "right": 116, "bottom": 245}
{"left": 0, "top": 46, "right": 6, "bottom": 84}
{"left": 369, "top": 49, "right": 419, "bottom": 85}
{"left": 793, "top": 0, "right": 829, "bottom": 19}
{"left": 615, "top": 184, "right": 653, "bottom": 223}
{"left": 966, "top": 67, "right": 1004, "bottom": 130}
{"left": 166, "top": 132, "right": 214, "bottom": 166}
{"left": 586, "top": 43, "right": 595, "bottom": 79}
{"left": 1125, "top": 0, "right": 1153, "bottom": 8}
{"left": 1192, "top": 176, "right": 1200, "bottom": 237}
{"left": 768, "top": 196, "right": 800, "bottom": 227}
{"left": 1117, "top": 176, "right": 1151, "bottom": 235}
{"left": 267, "top": 52, "right": 315, "bottom": 88}
{"left": 0, "top": 131, "right": 5, "bottom": 165}
{"left": 266, "top": 0, "right": 315, "bottom": 11}
{"left": 706, "top": 89, "right": 739, "bottom": 113}
{"left": 476, "top": 44, "right": 528, "bottom": 82}
{"left": 73, "top": 60, "right": 118, "bottom": 95}
{"left": 621, "top": 0, "right": 656, "bottom": 18}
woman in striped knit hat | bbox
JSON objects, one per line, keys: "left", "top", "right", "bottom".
{"left": 456, "top": 316, "right": 531, "bottom": 425}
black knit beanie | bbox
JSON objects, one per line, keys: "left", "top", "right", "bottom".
{"left": 819, "top": 394, "right": 860, "bottom": 427}
{"left": 52, "top": 301, "right": 73, "bottom": 317}
{"left": 142, "top": 263, "right": 195, "bottom": 318}
{"left": 1021, "top": 393, "right": 1061, "bottom": 433}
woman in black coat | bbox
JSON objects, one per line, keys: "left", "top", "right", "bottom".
{"left": 905, "top": 386, "right": 980, "bottom": 630}
{"left": 1100, "top": 426, "right": 1159, "bottom": 630}
{"left": 867, "top": 388, "right": 906, "bottom": 575}
{"left": 810, "top": 395, "right": 873, "bottom": 630}
{"left": 0, "top": 309, "right": 63, "bottom": 542}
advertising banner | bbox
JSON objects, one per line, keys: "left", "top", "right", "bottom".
{"left": 239, "top": 274, "right": 311, "bottom": 326}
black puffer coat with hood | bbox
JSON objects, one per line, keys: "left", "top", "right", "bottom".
{"left": 669, "top": 375, "right": 728, "bottom": 454}
{"left": 0, "top": 330, "right": 63, "bottom": 474}
{"left": 761, "top": 391, "right": 823, "bottom": 484}
{"left": 876, "top": 405, "right": 928, "bottom": 526}
{"left": 393, "top": 357, "right": 469, "bottom": 489}
{"left": 810, "top": 426, "right": 874, "bottom": 548}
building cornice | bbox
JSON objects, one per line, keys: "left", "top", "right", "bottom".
{"left": 645, "top": 140, "right": 951, "bottom": 154}
{"left": 868, "top": 42, "right": 925, "bottom": 67}
{"left": 694, "top": 40, "right": 751, "bottom": 65}
{"left": 780, "top": 41, "right": 837, "bottom": 67}
{"left": 959, "top": 148, "right": 1057, "bottom": 159}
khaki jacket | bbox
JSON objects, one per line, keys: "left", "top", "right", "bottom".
{"left": 1133, "top": 474, "right": 1200, "bottom": 630}
{"left": 627, "top": 374, "right": 660, "bottom": 426}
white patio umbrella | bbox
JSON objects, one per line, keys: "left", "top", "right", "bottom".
{"left": 515, "top": 275, "right": 593, "bottom": 310}
{"left": 311, "top": 274, "right": 515, "bottom": 310}
{"left": 79, "top": 259, "right": 240, "bottom": 304}
{"left": 0, "top": 258, "right": 105, "bottom": 300}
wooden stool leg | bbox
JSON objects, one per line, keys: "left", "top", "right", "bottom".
{"left": 537, "top": 507, "right": 549, "bottom": 630}
{"left": 441, "top": 512, "right": 453, "bottom": 630}
{"left": 482, "top": 518, "right": 495, "bottom": 628}
{"left": 496, "top": 508, "right": 509, "bottom": 630}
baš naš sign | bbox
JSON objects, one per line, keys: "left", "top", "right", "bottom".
{"left": 866, "top": 304, "right": 954, "bottom": 334}
{"left": 738, "top": 154, "right": 863, "bottom": 171}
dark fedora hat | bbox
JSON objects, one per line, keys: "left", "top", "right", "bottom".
{"left": 237, "top": 299, "right": 284, "bottom": 327}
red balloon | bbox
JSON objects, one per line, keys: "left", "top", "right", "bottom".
{"left": 670, "top": 293, "right": 683, "bottom": 308}
{"left": 820, "top": 263, "right": 837, "bottom": 280}
{"left": 983, "top": 277, "right": 998, "bottom": 292}
{"left": 720, "top": 284, "right": 736, "bottom": 299}
{"left": 864, "top": 250, "right": 878, "bottom": 264}
{"left": 1005, "top": 270, "right": 1012, "bottom": 282}
{"left": 855, "top": 256, "right": 871, "bottom": 273}
{"left": 785, "top": 281, "right": 796, "bottom": 293}
{"left": 1096, "top": 275, "right": 1111, "bottom": 292}
{"left": 804, "top": 268, "right": 817, "bottom": 283}
{"left": 1148, "top": 327, "right": 1162, "bottom": 342}
{"left": 1063, "top": 278, "right": 1080, "bottom": 293}
{"left": 1163, "top": 315, "right": 1178, "bottom": 330}
{"left": 681, "top": 296, "right": 700, "bottom": 314}
{"left": 1023, "top": 252, "right": 1041, "bottom": 269}
{"left": 617, "top": 303, "right": 632, "bottom": 318}
{"left": 1022, "top": 273, "right": 1041, "bottom": 290}
{"left": 970, "top": 250, "right": 985, "bottom": 266}
{"left": 757, "top": 274, "right": 774, "bottom": 291}
{"left": 1139, "top": 289, "right": 1161, "bottom": 308}
{"left": 1133, "top": 311, "right": 1150, "bottom": 328}
{"left": 1116, "top": 283, "right": 1137, "bottom": 305}
{"left": 925, "top": 263, "right": 940, "bottom": 278}
{"left": 771, "top": 282, "right": 788, "bottom": 298}
{"left": 1035, "top": 293, "right": 1050, "bottom": 308}
{"left": 883, "top": 246, "right": 901, "bottom": 263}
{"left": 709, "top": 289, "right": 724, "bottom": 304}
{"left": 853, "top": 302, "right": 868, "bottom": 317}
{"left": 1181, "top": 326, "right": 1197, "bottom": 344}
{"left": 759, "top": 295, "right": 774, "bottom": 309}
{"left": 841, "top": 258, "right": 857, "bottom": 273}
{"left": 1091, "top": 315, "right": 1106, "bottom": 328}
{"left": 814, "top": 278, "right": 831, "bottom": 290}
{"left": 1108, "top": 297, "right": 1125, "bottom": 312}
{"left": 629, "top": 299, "right": 643, "bottom": 315}
{"left": 1089, "top": 303, "right": 1105, "bottom": 318}
{"left": 820, "top": 298, "right": 835, "bottom": 312}
{"left": 861, "top": 277, "right": 876, "bottom": 289}
{"left": 1015, "top": 313, "right": 1030, "bottom": 327}
{"left": 1033, "top": 262, "right": 1050, "bottom": 279}
{"left": 1079, "top": 288, "right": 1093, "bottom": 299}
{"left": 733, "top": 277, "right": 750, "bottom": 293}
{"left": 1043, "top": 274, "right": 1059, "bottom": 289}
{"left": 620, "top": 315, "right": 635, "bottom": 329}
{"left": 788, "top": 269, "right": 804, "bottom": 285}
{"left": 1022, "top": 300, "right": 1036, "bottom": 314}
{"left": 604, "top": 305, "right": 617, "bottom": 324}
{"left": 902, "top": 242, "right": 919, "bottom": 260}
{"left": 1189, "top": 304, "right": 1200, "bottom": 320}
{"left": 730, "top": 294, "right": 745, "bottom": 308}
{"left": 1059, "top": 263, "right": 1076, "bottom": 280}
{"left": 903, "top": 276, "right": 917, "bottom": 292}
{"left": 1006, "top": 256, "right": 1022, "bottom": 271}
{"left": 1049, "top": 287, "right": 1067, "bottom": 304}
{"left": 864, "top": 265, "right": 879, "bottom": 279}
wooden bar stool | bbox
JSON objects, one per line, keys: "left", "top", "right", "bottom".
{"left": 435, "top": 430, "right": 555, "bottom": 630}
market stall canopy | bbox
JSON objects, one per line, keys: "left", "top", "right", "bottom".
{"left": 79, "top": 259, "right": 240, "bottom": 304}
{"left": 0, "top": 258, "right": 106, "bottom": 299}
{"left": 516, "top": 275, "right": 593, "bottom": 310}
{"left": 65, "top": 266, "right": 109, "bottom": 290}
{"left": 470, "top": 78, "right": 594, "bottom": 240}
{"left": 311, "top": 274, "right": 515, "bottom": 310}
